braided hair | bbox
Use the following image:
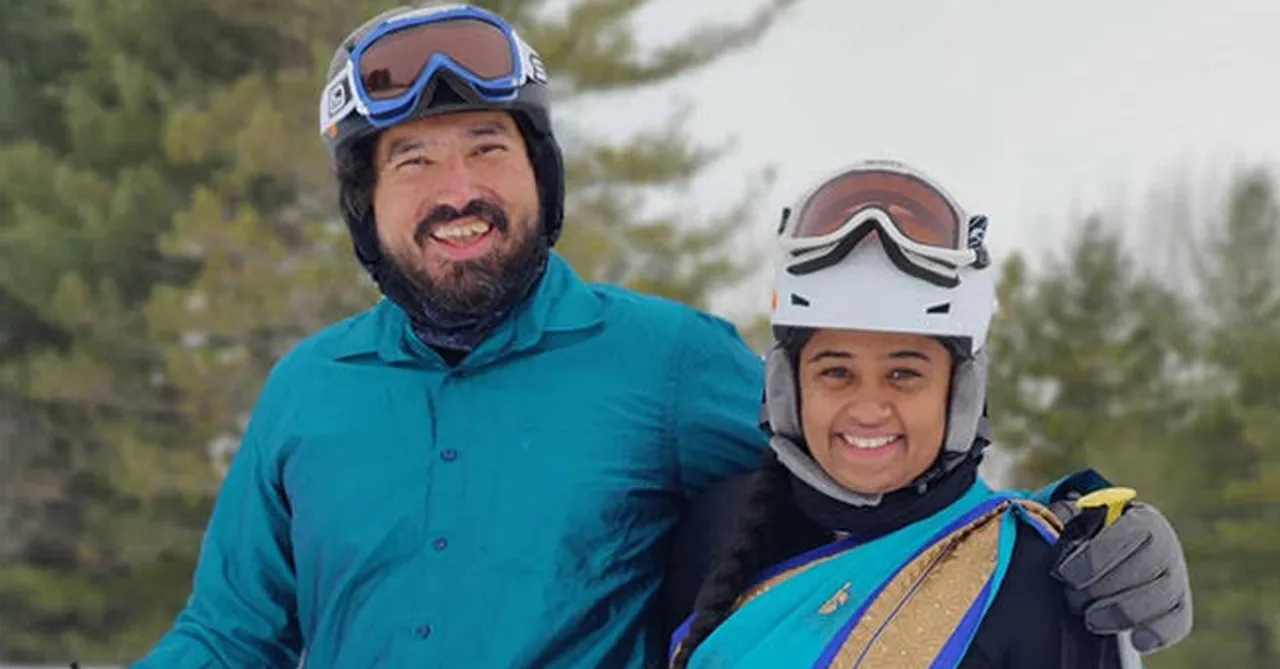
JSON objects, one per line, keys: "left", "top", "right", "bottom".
{"left": 670, "top": 450, "right": 824, "bottom": 668}
{"left": 671, "top": 329, "right": 827, "bottom": 669}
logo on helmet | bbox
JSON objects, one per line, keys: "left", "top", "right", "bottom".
{"left": 320, "top": 63, "right": 358, "bottom": 134}
{"left": 513, "top": 33, "right": 548, "bottom": 84}
{"left": 966, "top": 215, "right": 988, "bottom": 249}
{"left": 327, "top": 79, "right": 347, "bottom": 117}
{"left": 528, "top": 52, "right": 548, "bottom": 84}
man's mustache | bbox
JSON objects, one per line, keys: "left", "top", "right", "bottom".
{"left": 414, "top": 199, "right": 509, "bottom": 246}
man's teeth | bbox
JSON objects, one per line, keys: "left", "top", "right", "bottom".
{"left": 840, "top": 434, "right": 899, "bottom": 449}
{"left": 432, "top": 221, "right": 492, "bottom": 240}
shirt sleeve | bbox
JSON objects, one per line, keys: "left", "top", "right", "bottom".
{"left": 131, "top": 387, "right": 302, "bottom": 669}
{"left": 668, "top": 309, "right": 769, "bottom": 500}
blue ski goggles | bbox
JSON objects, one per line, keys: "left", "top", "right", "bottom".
{"left": 319, "top": 4, "right": 547, "bottom": 136}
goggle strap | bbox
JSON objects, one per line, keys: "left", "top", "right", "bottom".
{"left": 320, "top": 61, "right": 359, "bottom": 134}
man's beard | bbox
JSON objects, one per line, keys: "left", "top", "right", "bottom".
{"left": 385, "top": 199, "right": 546, "bottom": 317}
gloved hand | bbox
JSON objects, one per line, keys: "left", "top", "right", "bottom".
{"left": 1049, "top": 497, "right": 1193, "bottom": 654}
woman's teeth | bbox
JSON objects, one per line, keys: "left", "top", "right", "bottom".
{"left": 840, "top": 434, "right": 899, "bottom": 449}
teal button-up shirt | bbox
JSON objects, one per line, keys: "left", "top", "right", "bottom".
{"left": 133, "top": 253, "right": 767, "bottom": 668}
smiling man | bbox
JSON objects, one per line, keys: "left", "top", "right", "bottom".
{"left": 367, "top": 111, "right": 547, "bottom": 362}
{"left": 130, "top": 4, "right": 1194, "bottom": 668}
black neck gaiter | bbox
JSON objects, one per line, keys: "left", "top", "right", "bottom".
{"left": 790, "top": 454, "right": 983, "bottom": 541}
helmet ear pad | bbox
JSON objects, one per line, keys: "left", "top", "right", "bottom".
{"left": 764, "top": 344, "right": 802, "bottom": 440}
{"left": 334, "top": 134, "right": 380, "bottom": 275}
{"left": 512, "top": 111, "right": 566, "bottom": 246}
{"left": 942, "top": 348, "right": 990, "bottom": 458}
{"left": 764, "top": 342, "right": 888, "bottom": 507}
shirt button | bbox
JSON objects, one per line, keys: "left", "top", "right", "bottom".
{"left": 440, "top": 449, "right": 458, "bottom": 462}
{"left": 415, "top": 624, "right": 432, "bottom": 639}
{"left": 433, "top": 537, "right": 448, "bottom": 551}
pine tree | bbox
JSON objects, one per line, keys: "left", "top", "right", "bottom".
{"left": 0, "top": 0, "right": 798, "bottom": 661}
{"left": 1176, "top": 170, "right": 1280, "bottom": 667}
{"left": 986, "top": 216, "right": 1193, "bottom": 494}
{"left": 992, "top": 170, "right": 1280, "bottom": 669}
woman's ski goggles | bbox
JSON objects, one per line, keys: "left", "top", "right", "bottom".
{"left": 777, "top": 163, "right": 989, "bottom": 288}
{"left": 320, "top": 4, "right": 546, "bottom": 135}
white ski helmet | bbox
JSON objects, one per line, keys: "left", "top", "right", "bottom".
{"left": 763, "top": 159, "right": 997, "bottom": 506}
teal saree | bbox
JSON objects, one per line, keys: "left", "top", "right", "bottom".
{"left": 671, "top": 480, "right": 1061, "bottom": 669}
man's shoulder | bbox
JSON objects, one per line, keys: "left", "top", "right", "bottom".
{"left": 589, "top": 282, "right": 700, "bottom": 321}
{"left": 587, "top": 282, "right": 747, "bottom": 345}
{"left": 266, "top": 303, "right": 385, "bottom": 382}
{"left": 237, "top": 304, "right": 386, "bottom": 450}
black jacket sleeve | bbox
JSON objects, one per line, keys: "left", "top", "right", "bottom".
{"left": 960, "top": 521, "right": 1108, "bottom": 669}
{"left": 659, "top": 472, "right": 755, "bottom": 643}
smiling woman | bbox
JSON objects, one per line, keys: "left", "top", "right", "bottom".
{"left": 795, "top": 328, "right": 953, "bottom": 495}
{"left": 669, "top": 159, "right": 1108, "bottom": 669}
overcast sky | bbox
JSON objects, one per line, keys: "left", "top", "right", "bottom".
{"left": 568, "top": 0, "right": 1280, "bottom": 317}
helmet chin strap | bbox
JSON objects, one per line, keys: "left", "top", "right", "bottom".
{"left": 763, "top": 343, "right": 991, "bottom": 507}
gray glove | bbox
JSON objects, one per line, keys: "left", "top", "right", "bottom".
{"left": 1048, "top": 498, "right": 1193, "bottom": 654}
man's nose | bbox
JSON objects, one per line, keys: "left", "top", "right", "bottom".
{"left": 428, "top": 154, "right": 478, "bottom": 210}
